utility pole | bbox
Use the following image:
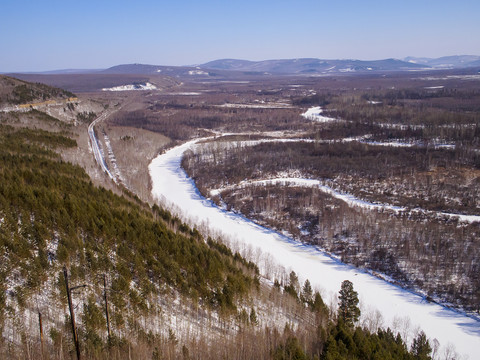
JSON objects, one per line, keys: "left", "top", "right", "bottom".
{"left": 103, "top": 274, "right": 111, "bottom": 340}
{"left": 63, "top": 266, "right": 81, "bottom": 360}
{"left": 38, "top": 312, "right": 44, "bottom": 360}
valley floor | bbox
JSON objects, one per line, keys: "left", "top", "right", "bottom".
{"left": 150, "top": 138, "right": 480, "bottom": 360}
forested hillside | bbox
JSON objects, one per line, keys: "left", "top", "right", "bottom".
{"left": 0, "top": 75, "right": 75, "bottom": 106}
{"left": 0, "top": 122, "right": 256, "bottom": 357}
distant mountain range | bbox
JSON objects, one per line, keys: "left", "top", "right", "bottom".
{"left": 200, "top": 58, "right": 427, "bottom": 74}
{"left": 8, "top": 55, "right": 480, "bottom": 77}
{"left": 100, "top": 56, "right": 480, "bottom": 76}
{"left": 403, "top": 55, "right": 480, "bottom": 69}
{"left": 96, "top": 58, "right": 426, "bottom": 76}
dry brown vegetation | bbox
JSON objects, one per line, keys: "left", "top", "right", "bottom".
{"left": 170, "top": 73, "right": 480, "bottom": 312}
{"left": 100, "top": 125, "right": 170, "bottom": 202}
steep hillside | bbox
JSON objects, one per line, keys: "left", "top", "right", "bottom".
{"left": 0, "top": 122, "right": 257, "bottom": 357}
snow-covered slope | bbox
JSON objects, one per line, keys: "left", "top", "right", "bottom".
{"left": 149, "top": 139, "right": 480, "bottom": 359}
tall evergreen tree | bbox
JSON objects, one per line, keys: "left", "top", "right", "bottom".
{"left": 411, "top": 331, "right": 432, "bottom": 360}
{"left": 302, "top": 279, "right": 313, "bottom": 303}
{"left": 338, "top": 280, "right": 360, "bottom": 327}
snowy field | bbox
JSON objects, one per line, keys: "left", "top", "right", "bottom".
{"left": 149, "top": 139, "right": 480, "bottom": 359}
{"left": 217, "top": 102, "right": 292, "bottom": 109}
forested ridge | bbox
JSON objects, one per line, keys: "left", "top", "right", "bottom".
{"left": 0, "top": 75, "right": 75, "bottom": 106}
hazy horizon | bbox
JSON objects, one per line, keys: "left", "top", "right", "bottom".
{"left": 1, "top": 0, "right": 479, "bottom": 72}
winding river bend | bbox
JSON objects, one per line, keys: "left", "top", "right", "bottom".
{"left": 149, "top": 138, "right": 480, "bottom": 359}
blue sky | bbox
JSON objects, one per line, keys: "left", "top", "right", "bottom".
{"left": 1, "top": 0, "right": 479, "bottom": 72}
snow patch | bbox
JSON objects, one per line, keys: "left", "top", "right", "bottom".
{"left": 188, "top": 70, "right": 209, "bottom": 76}
{"left": 301, "top": 106, "right": 338, "bottom": 123}
{"left": 218, "top": 102, "right": 292, "bottom": 109}
{"left": 102, "top": 132, "right": 127, "bottom": 187}
{"left": 102, "top": 83, "right": 157, "bottom": 91}
{"left": 161, "top": 92, "right": 202, "bottom": 96}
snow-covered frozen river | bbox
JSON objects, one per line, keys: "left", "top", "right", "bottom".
{"left": 149, "top": 139, "right": 480, "bottom": 359}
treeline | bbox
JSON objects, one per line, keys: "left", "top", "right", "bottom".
{"left": 183, "top": 141, "right": 480, "bottom": 214}
{"left": 76, "top": 111, "right": 97, "bottom": 123}
{"left": 109, "top": 104, "right": 313, "bottom": 141}
{"left": 291, "top": 93, "right": 330, "bottom": 106}
{"left": 327, "top": 103, "right": 480, "bottom": 144}
{"left": 363, "top": 87, "right": 480, "bottom": 106}
{"left": 319, "top": 88, "right": 480, "bottom": 146}
{"left": 306, "top": 119, "right": 480, "bottom": 148}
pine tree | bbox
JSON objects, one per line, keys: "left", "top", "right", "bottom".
{"left": 249, "top": 307, "right": 258, "bottom": 325}
{"left": 411, "top": 331, "right": 432, "bottom": 360}
{"left": 284, "top": 271, "right": 299, "bottom": 299}
{"left": 338, "top": 280, "right": 360, "bottom": 327}
{"left": 289, "top": 271, "right": 299, "bottom": 291}
{"left": 302, "top": 279, "right": 313, "bottom": 303}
